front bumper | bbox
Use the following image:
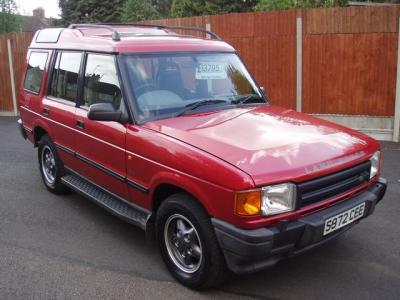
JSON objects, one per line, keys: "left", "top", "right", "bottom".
{"left": 212, "top": 177, "right": 387, "bottom": 274}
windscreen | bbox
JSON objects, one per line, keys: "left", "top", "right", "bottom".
{"left": 121, "top": 52, "right": 265, "bottom": 122}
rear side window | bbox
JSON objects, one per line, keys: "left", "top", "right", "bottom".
{"left": 23, "top": 52, "right": 48, "bottom": 94}
{"left": 49, "top": 52, "right": 82, "bottom": 102}
{"left": 83, "top": 54, "right": 121, "bottom": 108}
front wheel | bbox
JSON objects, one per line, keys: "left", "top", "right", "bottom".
{"left": 156, "top": 193, "right": 227, "bottom": 289}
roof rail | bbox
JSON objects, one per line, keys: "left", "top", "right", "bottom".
{"left": 68, "top": 24, "right": 121, "bottom": 41}
{"left": 95, "top": 23, "right": 222, "bottom": 41}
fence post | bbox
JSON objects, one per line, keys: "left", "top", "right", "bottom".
{"left": 7, "top": 38, "right": 18, "bottom": 116}
{"left": 296, "top": 17, "right": 302, "bottom": 113}
{"left": 206, "top": 23, "right": 211, "bottom": 39}
{"left": 394, "top": 17, "right": 400, "bottom": 142}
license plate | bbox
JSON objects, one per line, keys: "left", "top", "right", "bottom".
{"left": 323, "top": 202, "right": 366, "bottom": 236}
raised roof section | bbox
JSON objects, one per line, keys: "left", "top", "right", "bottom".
{"left": 29, "top": 23, "right": 232, "bottom": 54}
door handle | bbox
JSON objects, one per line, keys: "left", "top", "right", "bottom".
{"left": 43, "top": 107, "right": 50, "bottom": 116}
{"left": 76, "top": 120, "right": 85, "bottom": 129}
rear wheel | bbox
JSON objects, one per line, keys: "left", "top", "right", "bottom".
{"left": 38, "top": 135, "right": 68, "bottom": 194}
{"left": 156, "top": 193, "right": 227, "bottom": 289}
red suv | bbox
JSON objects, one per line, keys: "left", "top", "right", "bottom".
{"left": 18, "top": 24, "right": 387, "bottom": 289}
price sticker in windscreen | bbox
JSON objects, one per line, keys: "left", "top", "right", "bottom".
{"left": 195, "top": 62, "right": 227, "bottom": 80}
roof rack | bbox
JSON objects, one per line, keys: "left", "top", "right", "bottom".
{"left": 68, "top": 24, "right": 121, "bottom": 41}
{"left": 69, "top": 23, "right": 222, "bottom": 41}
{"left": 102, "top": 23, "right": 222, "bottom": 41}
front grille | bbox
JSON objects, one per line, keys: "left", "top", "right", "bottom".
{"left": 297, "top": 161, "right": 371, "bottom": 208}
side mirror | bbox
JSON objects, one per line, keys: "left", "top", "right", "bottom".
{"left": 87, "top": 103, "right": 122, "bottom": 122}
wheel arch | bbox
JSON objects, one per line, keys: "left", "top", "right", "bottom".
{"left": 34, "top": 126, "right": 47, "bottom": 146}
{"left": 151, "top": 182, "right": 211, "bottom": 217}
{"left": 32, "top": 120, "right": 51, "bottom": 147}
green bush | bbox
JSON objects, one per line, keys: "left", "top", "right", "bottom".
{"left": 122, "top": 0, "right": 160, "bottom": 22}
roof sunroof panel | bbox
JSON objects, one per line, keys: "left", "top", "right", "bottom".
{"left": 36, "top": 28, "right": 64, "bottom": 43}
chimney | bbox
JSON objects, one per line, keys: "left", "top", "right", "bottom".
{"left": 33, "top": 7, "right": 45, "bottom": 19}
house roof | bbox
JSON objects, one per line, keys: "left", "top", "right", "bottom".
{"left": 19, "top": 15, "right": 49, "bottom": 32}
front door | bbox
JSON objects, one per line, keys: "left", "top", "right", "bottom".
{"left": 74, "top": 53, "right": 129, "bottom": 200}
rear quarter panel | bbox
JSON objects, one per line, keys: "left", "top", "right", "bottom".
{"left": 19, "top": 49, "right": 53, "bottom": 142}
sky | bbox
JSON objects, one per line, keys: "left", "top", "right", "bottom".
{"left": 16, "top": 0, "right": 61, "bottom": 19}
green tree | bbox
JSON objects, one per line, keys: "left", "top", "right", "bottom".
{"left": 171, "top": 0, "right": 205, "bottom": 18}
{"left": 206, "top": 0, "right": 258, "bottom": 14}
{"left": 171, "top": 0, "right": 257, "bottom": 18}
{"left": 254, "top": 0, "right": 347, "bottom": 11}
{"left": 254, "top": 0, "right": 295, "bottom": 10}
{"left": 151, "top": 0, "right": 173, "bottom": 18}
{"left": 0, "top": 0, "right": 20, "bottom": 33}
{"left": 122, "top": 0, "right": 160, "bottom": 22}
{"left": 59, "top": 0, "right": 126, "bottom": 26}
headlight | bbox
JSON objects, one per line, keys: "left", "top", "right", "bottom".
{"left": 369, "top": 150, "right": 381, "bottom": 179}
{"left": 261, "top": 183, "right": 297, "bottom": 216}
{"left": 234, "top": 183, "right": 297, "bottom": 217}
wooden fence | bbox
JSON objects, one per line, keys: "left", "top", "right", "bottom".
{"left": 144, "top": 6, "right": 400, "bottom": 118}
{"left": 0, "top": 32, "right": 34, "bottom": 113}
{"left": 1, "top": 7, "right": 400, "bottom": 140}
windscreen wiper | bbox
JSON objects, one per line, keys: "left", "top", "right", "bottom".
{"left": 176, "top": 99, "right": 228, "bottom": 117}
{"left": 232, "top": 95, "right": 266, "bottom": 105}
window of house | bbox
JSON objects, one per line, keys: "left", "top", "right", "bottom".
{"left": 23, "top": 52, "right": 48, "bottom": 93}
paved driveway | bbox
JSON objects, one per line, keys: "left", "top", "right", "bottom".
{"left": 0, "top": 116, "right": 399, "bottom": 299}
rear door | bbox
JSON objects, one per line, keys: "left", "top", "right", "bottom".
{"left": 74, "top": 53, "right": 129, "bottom": 200}
{"left": 41, "top": 51, "right": 83, "bottom": 170}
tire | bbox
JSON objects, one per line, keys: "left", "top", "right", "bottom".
{"left": 156, "top": 193, "right": 227, "bottom": 289}
{"left": 38, "top": 134, "right": 68, "bottom": 194}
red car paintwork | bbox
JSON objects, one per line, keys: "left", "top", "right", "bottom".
{"left": 143, "top": 105, "right": 380, "bottom": 186}
{"left": 19, "top": 27, "right": 381, "bottom": 230}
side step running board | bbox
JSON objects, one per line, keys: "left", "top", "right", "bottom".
{"left": 61, "top": 173, "right": 151, "bottom": 230}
